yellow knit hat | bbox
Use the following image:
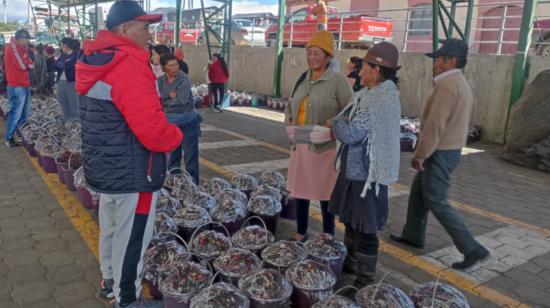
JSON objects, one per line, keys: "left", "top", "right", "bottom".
{"left": 306, "top": 30, "right": 334, "bottom": 56}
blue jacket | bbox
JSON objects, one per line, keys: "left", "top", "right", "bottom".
{"left": 333, "top": 110, "right": 369, "bottom": 181}
{"left": 55, "top": 51, "right": 78, "bottom": 83}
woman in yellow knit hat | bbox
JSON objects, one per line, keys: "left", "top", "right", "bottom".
{"left": 285, "top": 30, "right": 353, "bottom": 242}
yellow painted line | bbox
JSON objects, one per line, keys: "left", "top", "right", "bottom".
{"left": 208, "top": 124, "right": 550, "bottom": 239}
{"left": 203, "top": 124, "right": 291, "bottom": 155}
{"left": 392, "top": 183, "right": 550, "bottom": 238}
{"left": 198, "top": 156, "right": 529, "bottom": 308}
{"left": 26, "top": 154, "right": 99, "bottom": 259}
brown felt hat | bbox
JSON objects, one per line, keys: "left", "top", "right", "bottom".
{"left": 363, "top": 41, "right": 400, "bottom": 69}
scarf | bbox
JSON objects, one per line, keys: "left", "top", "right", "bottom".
{"left": 10, "top": 38, "right": 32, "bottom": 70}
{"left": 336, "top": 80, "right": 401, "bottom": 197}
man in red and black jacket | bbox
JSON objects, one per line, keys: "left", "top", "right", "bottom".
{"left": 4, "top": 29, "right": 33, "bottom": 147}
{"left": 75, "top": 1, "right": 182, "bottom": 307}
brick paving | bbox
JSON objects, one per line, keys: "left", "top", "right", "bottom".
{"left": 0, "top": 125, "right": 107, "bottom": 307}
{"left": 199, "top": 107, "right": 550, "bottom": 307}
{"left": 2, "top": 105, "right": 550, "bottom": 307}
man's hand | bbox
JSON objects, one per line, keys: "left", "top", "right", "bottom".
{"left": 169, "top": 91, "right": 177, "bottom": 99}
{"left": 411, "top": 157, "right": 425, "bottom": 172}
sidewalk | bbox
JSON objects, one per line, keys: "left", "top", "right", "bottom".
{"left": 199, "top": 107, "right": 550, "bottom": 308}
{"left": 0, "top": 123, "right": 107, "bottom": 308}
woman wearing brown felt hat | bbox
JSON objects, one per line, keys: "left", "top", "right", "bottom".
{"left": 328, "top": 41, "right": 402, "bottom": 292}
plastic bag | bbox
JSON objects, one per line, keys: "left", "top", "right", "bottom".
{"left": 190, "top": 282, "right": 249, "bottom": 308}
{"left": 247, "top": 195, "right": 282, "bottom": 216}
{"left": 312, "top": 295, "right": 361, "bottom": 308}
{"left": 173, "top": 206, "right": 211, "bottom": 229}
{"left": 231, "top": 224, "right": 275, "bottom": 252}
{"left": 231, "top": 173, "right": 259, "bottom": 192}
{"left": 158, "top": 260, "right": 212, "bottom": 302}
{"left": 215, "top": 188, "right": 248, "bottom": 207}
{"left": 239, "top": 269, "right": 293, "bottom": 303}
{"left": 252, "top": 183, "right": 282, "bottom": 203}
{"left": 190, "top": 229, "right": 231, "bottom": 259}
{"left": 211, "top": 198, "right": 247, "bottom": 224}
{"left": 202, "top": 177, "right": 231, "bottom": 196}
{"left": 259, "top": 171, "right": 286, "bottom": 190}
{"left": 261, "top": 240, "right": 306, "bottom": 270}
{"left": 356, "top": 283, "right": 414, "bottom": 308}
{"left": 304, "top": 233, "right": 347, "bottom": 260}
{"left": 410, "top": 282, "right": 470, "bottom": 308}
{"left": 285, "top": 259, "right": 336, "bottom": 290}
{"left": 153, "top": 213, "right": 179, "bottom": 241}
{"left": 213, "top": 247, "right": 262, "bottom": 279}
{"left": 183, "top": 191, "right": 217, "bottom": 211}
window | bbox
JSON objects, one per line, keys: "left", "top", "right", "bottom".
{"left": 409, "top": 4, "right": 432, "bottom": 36}
{"left": 289, "top": 8, "right": 309, "bottom": 22}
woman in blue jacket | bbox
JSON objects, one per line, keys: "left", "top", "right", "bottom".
{"left": 55, "top": 38, "right": 80, "bottom": 122}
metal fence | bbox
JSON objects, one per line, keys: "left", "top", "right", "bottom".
{"left": 261, "top": 1, "right": 550, "bottom": 56}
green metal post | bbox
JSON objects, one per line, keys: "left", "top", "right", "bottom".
{"left": 94, "top": 0, "right": 99, "bottom": 38}
{"left": 432, "top": 0, "right": 439, "bottom": 52}
{"left": 439, "top": 4, "right": 465, "bottom": 40}
{"left": 176, "top": 0, "right": 182, "bottom": 47}
{"left": 225, "top": 0, "right": 232, "bottom": 67}
{"left": 448, "top": 1, "right": 456, "bottom": 37}
{"left": 273, "top": 0, "right": 285, "bottom": 97}
{"left": 438, "top": 6, "right": 450, "bottom": 39}
{"left": 464, "top": 0, "right": 474, "bottom": 43}
{"left": 67, "top": 0, "right": 71, "bottom": 31}
{"left": 82, "top": 4, "right": 86, "bottom": 39}
{"left": 506, "top": 0, "right": 538, "bottom": 137}
{"left": 200, "top": 0, "right": 212, "bottom": 60}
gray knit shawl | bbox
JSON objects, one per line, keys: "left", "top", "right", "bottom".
{"left": 337, "top": 80, "right": 401, "bottom": 196}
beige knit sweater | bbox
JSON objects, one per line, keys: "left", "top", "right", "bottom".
{"left": 414, "top": 70, "right": 474, "bottom": 160}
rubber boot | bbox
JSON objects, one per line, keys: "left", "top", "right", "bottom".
{"left": 353, "top": 252, "right": 377, "bottom": 289}
{"left": 343, "top": 229, "right": 358, "bottom": 275}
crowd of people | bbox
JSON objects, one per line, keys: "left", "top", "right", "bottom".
{"left": 284, "top": 30, "right": 490, "bottom": 294}
{"left": 1, "top": 0, "right": 489, "bottom": 307}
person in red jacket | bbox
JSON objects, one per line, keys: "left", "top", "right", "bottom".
{"left": 76, "top": 1, "right": 182, "bottom": 307}
{"left": 4, "top": 29, "right": 33, "bottom": 147}
{"left": 207, "top": 53, "right": 229, "bottom": 112}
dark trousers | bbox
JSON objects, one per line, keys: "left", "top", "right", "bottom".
{"left": 296, "top": 198, "right": 335, "bottom": 236}
{"left": 345, "top": 224, "right": 379, "bottom": 255}
{"left": 166, "top": 113, "right": 201, "bottom": 184}
{"left": 401, "top": 150, "right": 484, "bottom": 256}
{"left": 211, "top": 83, "right": 225, "bottom": 108}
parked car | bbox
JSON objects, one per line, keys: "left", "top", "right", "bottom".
{"left": 199, "top": 19, "right": 266, "bottom": 47}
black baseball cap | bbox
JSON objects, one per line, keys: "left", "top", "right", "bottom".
{"left": 426, "top": 38, "right": 468, "bottom": 59}
{"left": 15, "top": 29, "right": 31, "bottom": 39}
{"left": 106, "top": 0, "right": 162, "bottom": 30}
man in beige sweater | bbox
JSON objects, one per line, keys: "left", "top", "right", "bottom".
{"left": 391, "top": 39, "right": 489, "bottom": 269}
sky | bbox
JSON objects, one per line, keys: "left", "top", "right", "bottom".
{"left": 2, "top": 0, "right": 280, "bottom": 22}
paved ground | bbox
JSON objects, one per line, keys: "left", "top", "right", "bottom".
{"left": 1, "top": 105, "right": 550, "bottom": 307}
{"left": 198, "top": 107, "right": 550, "bottom": 308}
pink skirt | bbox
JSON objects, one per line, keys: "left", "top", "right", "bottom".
{"left": 286, "top": 144, "right": 340, "bottom": 201}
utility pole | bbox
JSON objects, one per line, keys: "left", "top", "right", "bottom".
{"left": 3, "top": 0, "right": 6, "bottom": 23}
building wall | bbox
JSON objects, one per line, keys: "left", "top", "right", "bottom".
{"left": 284, "top": 0, "right": 550, "bottom": 54}
{"left": 181, "top": 45, "right": 550, "bottom": 143}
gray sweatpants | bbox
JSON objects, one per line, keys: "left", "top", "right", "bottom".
{"left": 98, "top": 191, "right": 158, "bottom": 306}
{"left": 57, "top": 80, "right": 80, "bottom": 123}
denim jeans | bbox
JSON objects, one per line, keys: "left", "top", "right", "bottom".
{"left": 57, "top": 80, "right": 80, "bottom": 123}
{"left": 401, "top": 150, "right": 484, "bottom": 256}
{"left": 166, "top": 112, "right": 202, "bottom": 184}
{"left": 5, "top": 86, "right": 31, "bottom": 140}
{"left": 296, "top": 199, "right": 335, "bottom": 236}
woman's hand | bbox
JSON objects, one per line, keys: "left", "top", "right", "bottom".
{"left": 169, "top": 91, "right": 177, "bottom": 98}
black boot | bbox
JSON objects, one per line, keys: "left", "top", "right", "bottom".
{"left": 353, "top": 252, "right": 377, "bottom": 289}
{"left": 343, "top": 229, "right": 358, "bottom": 275}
